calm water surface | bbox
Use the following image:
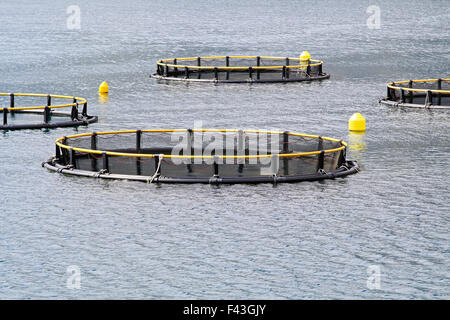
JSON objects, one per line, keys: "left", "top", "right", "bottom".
{"left": 0, "top": 0, "right": 449, "bottom": 299}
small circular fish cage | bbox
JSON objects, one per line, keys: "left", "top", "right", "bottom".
{"left": 43, "top": 129, "right": 359, "bottom": 184}
{"left": 151, "top": 56, "right": 330, "bottom": 83}
{"left": 380, "top": 79, "right": 450, "bottom": 109}
{"left": 0, "top": 93, "right": 98, "bottom": 130}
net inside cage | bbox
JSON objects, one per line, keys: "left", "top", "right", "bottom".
{"left": 0, "top": 94, "right": 96, "bottom": 130}
{"left": 154, "top": 57, "right": 327, "bottom": 82}
{"left": 54, "top": 130, "right": 353, "bottom": 183}
{"left": 387, "top": 79, "right": 450, "bottom": 106}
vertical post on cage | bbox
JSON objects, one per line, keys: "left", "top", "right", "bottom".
{"left": 173, "top": 58, "right": 177, "bottom": 74}
{"left": 318, "top": 61, "right": 323, "bottom": 75}
{"left": 82, "top": 101, "right": 87, "bottom": 116}
{"left": 91, "top": 132, "right": 97, "bottom": 150}
{"left": 214, "top": 67, "right": 219, "bottom": 81}
{"left": 282, "top": 131, "right": 289, "bottom": 153}
{"left": 225, "top": 56, "right": 230, "bottom": 80}
{"left": 399, "top": 88, "right": 405, "bottom": 103}
{"left": 55, "top": 144, "right": 61, "bottom": 161}
{"left": 3, "top": 108, "right": 8, "bottom": 125}
{"left": 425, "top": 90, "right": 433, "bottom": 106}
{"left": 43, "top": 106, "right": 50, "bottom": 123}
{"left": 437, "top": 79, "right": 442, "bottom": 105}
{"left": 237, "top": 130, "right": 245, "bottom": 173}
{"left": 248, "top": 67, "right": 253, "bottom": 80}
{"left": 285, "top": 58, "right": 290, "bottom": 79}
{"left": 70, "top": 148, "right": 77, "bottom": 169}
{"left": 9, "top": 93, "right": 14, "bottom": 115}
{"left": 387, "top": 86, "right": 391, "bottom": 100}
{"left": 135, "top": 130, "right": 142, "bottom": 175}
{"left": 306, "top": 60, "right": 311, "bottom": 77}
{"left": 135, "top": 130, "right": 141, "bottom": 153}
{"left": 408, "top": 80, "right": 413, "bottom": 103}
{"left": 317, "top": 150, "right": 325, "bottom": 172}
{"left": 184, "top": 67, "right": 190, "bottom": 79}
{"left": 338, "top": 141, "right": 346, "bottom": 167}
{"left": 213, "top": 155, "right": 219, "bottom": 177}
{"left": 90, "top": 132, "right": 98, "bottom": 172}
{"left": 102, "top": 152, "right": 109, "bottom": 173}
{"left": 256, "top": 57, "right": 261, "bottom": 80}
{"left": 282, "top": 66, "right": 286, "bottom": 80}
{"left": 318, "top": 136, "right": 323, "bottom": 151}
{"left": 186, "top": 129, "right": 193, "bottom": 172}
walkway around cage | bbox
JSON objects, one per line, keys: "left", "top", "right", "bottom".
{"left": 379, "top": 79, "right": 450, "bottom": 109}
{"left": 0, "top": 93, "right": 98, "bottom": 130}
{"left": 151, "top": 56, "right": 330, "bottom": 83}
{"left": 43, "top": 129, "right": 359, "bottom": 184}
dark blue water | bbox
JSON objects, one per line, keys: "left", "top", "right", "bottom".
{"left": 0, "top": 0, "right": 449, "bottom": 299}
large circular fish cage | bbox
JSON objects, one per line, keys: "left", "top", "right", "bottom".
{"left": 43, "top": 129, "right": 359, "bottom": 184}
{"left": 379, "top": 78, "right": 450, "bottom": 109}
{"left": 0, "top": 93, "right": 98, "bottom": 130}
{"left": 151, "top": 56, "right": 330, "bottom": 83}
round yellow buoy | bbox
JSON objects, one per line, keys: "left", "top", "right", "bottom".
{"left": 300, "top": 51, "right": 311, "bottom": 64}
{"left": 98, "top": 81, "right": 109, "bottom": 94}
{"left": 348, "top": 113, "right": 366, "bottom": 132}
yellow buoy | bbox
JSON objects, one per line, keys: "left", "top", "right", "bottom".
{"left": 98, "top": 81, "right": 109, "bottom": 94}
{"left": 348, "top": 113, "right": 366, "bottom": 132}
{"left": 300, "top": 51, "right": 311, "bottom": 65}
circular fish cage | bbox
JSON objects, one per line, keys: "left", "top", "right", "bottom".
{"left": 0, "top": 93, "right": 98, "bottom": 130}
{"left": 151, "top": 56, "right": 330, "bottom": 83}
{"left": 43, "top": 129, "right": 359, "bottom": 184}
{"left": 379, "top": 78, "right": 450, "bottom": 109}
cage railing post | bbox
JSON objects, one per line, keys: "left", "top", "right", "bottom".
{"left": 9, "top": 93, "right": 14, "bottom": 114}
{"left": 237, "top": 130, "right": 245, "bottom": 172}
{"left": 318, "top": 61, "right": 323, "bottom": 75}
{"left": 282, "top": 66, "right": 286, "bottom": 79}
{"left": 102, "top": 152, "right": 109, "bottom": 173}
{"left": 43, "top": 106, "right": 50, "bottom": 123}
{"left": 185, "top": 66, "right": 190, "bottom": 79}
{"left": 318, "top": 136, "right": 323, "bottom": 150}
{"left": 338, "top": 142, "right": 346, "bottom": 167}
{"left": 91, "top": 132, "right": 97, "bottom": 150}
{"left": 282, "top": 131, "right": 289, "bottom": 153}
{"left": 213, "top": 155, "right": 219, "bottom": 177}
{"left": 225, "top": 56, "right": 230, "bottom": 67}
{"left": 70, "top": 148, "right": 77, "bottom": 169}
{"left": 71, "top": 104, "right": 78, "bottom": 121}
{"left": 256, "top": 56, "right": 260, "bottom": 79}
{"left": 437, "top": 79, "right": 442, "bottom": 105}
{"left": 399, "top": 88, "right": 405, "bottom": 103}
{"left": 317, "top": 150, "right": 325, "bottom": 172}
{"left": 135, "top": 130, "right": 141, "bottom": 153}
{"left": 407, "top": 80, "right": 413, "bottom": 103}
{"left": 285, "top": 58, "right": 290, "bottom": 79}
{"left": 306, "top": 60, "right": 311, "bottom": 76}
{"left": 55, "top": 144, "right": 61, "bottom": 161}
{"left": 47, "top": 94, "right": 51, "bottom": 107}
{"left": 3, "top": 108, "right": 8, "bottom": 125}
{"left": 248, "top": 67, "right": 253, "bottom": 80}
{"left": 214, "top": 67, "right": 219, "bottom": 81}
{"left": 197, "top": 57, "right": 201, "bottom": 66}
{"left": 425, "top": 90, "right": 433, "bottom": 106}
{"left": 164, "top": 64, "right": 169, "bottom": 76}
{"left": 173, "top": 58, "right": 178, "bottom": 74}
{"left": 387, "top": 86, "right": 391, "bottom": 100}
{"left": 82, "top": 101, "right": 87, "bottom": 116}
{"left": 61, "top": 137, "right": 68, "bottom": 164}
